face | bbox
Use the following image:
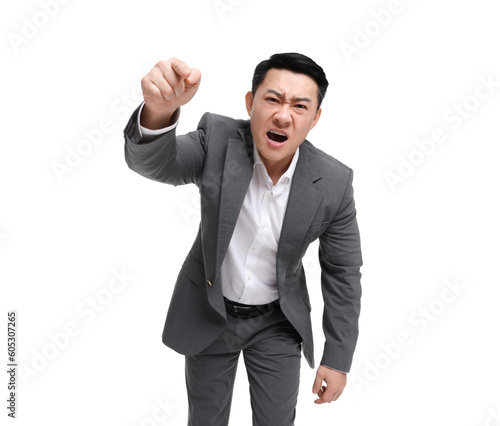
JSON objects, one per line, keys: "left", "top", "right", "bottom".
{"left": 245, "top": 68, "right": 322, "bottom": 175}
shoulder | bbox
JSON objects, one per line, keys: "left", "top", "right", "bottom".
{"left": 197, "top": 112, "right": 250, "bottom": 137}
{"left": 301, "top": 139, "right": 353, "bottom": 180}
{"left": 190, "top": 113, "right": 252, "bottom": 164}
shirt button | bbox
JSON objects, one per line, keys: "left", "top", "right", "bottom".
{"left": 206, "top": 280, "right": 212, "bottom": 287}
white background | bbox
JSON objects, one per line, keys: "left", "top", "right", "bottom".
{"left": 2, "top": 0, "right": 500, "bottom": 425}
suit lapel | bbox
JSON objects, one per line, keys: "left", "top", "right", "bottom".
{"left": 215, "top": 127, "right": 254, "bottom": 273}
{"left": 214, "top": 133, "right": 324, "bottom": 296}
{"left": 277, "top": 142, "right": 324, "bottom": 286}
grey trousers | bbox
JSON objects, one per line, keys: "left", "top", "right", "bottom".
{"left": 185, "top": 301, "right": 302, "bottom": 426}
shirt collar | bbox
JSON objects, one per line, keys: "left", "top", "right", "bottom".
{"left": 252, "top": 143, "right": 300, "bottom": 184}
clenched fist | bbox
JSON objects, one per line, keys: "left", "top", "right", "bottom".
{"left": 140, "top": 58, "right": 201, "bottom": 129}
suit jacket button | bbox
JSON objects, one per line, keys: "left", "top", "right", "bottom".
{"left": 206, "top": 280, "right": 212, "bottom": 287}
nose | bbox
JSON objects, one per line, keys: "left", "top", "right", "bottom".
{"left": 273, "top": 104, "right": 292, "bottom": 126}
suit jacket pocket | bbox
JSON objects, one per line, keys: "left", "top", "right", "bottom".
{"left": 306, "top": 220, "right": 331, "bottom": 241}
{"left": 179, "top": 254, "right": 206, "bottom": 287}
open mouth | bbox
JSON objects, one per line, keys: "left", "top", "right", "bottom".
{"left": 267, "top": 130, "right": 288, "bottom": 143}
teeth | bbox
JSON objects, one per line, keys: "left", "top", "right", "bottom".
{"left": 270, "top": 130, "right": 286, "bottom": 136}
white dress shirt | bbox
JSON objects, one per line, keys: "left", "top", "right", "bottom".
{"left": 220, "top": 145, "right": 299, "bottom": 304}
{"left": 138, "top": 104, "right": 299, "bottom": 305}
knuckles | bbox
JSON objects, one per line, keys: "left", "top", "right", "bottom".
{"left": 140, "top": 75, "right": 150, "bottom": 88}
{"left": 156, "top": 58, "right": 177, "bottom": 70}
{"left": 141, "top": 58, "right": 198, "bottom": 106}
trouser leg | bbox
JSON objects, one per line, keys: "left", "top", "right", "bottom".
{"left": 185, "top": 350, "right": 240, "bottom": 426}
{"left": 243, "top": 318, "right": 302, "bottom": 426}
{"left": 184, "top": 301, "right": 302, "bottom": 425}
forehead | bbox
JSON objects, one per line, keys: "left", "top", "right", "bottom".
{"left": 257, "top": 68, "right": 318, "bottom": 101}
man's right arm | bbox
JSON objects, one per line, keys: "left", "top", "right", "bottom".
{"left": 124, "top": 58, "right": 205, "bottom": 186}
{"left": 140, "top": 58, "right": 201, "bottom": 129}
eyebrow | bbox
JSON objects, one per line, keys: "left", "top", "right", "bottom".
{"left": 265, "top": 89, "right": 312, "bottom": 103}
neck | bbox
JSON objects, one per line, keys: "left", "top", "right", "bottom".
{"left": 261, "top": 156, "right": 293, "bottom": 186}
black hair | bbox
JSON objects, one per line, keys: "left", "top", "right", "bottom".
{"left": 251, "top": 52, "right": 329, "bottom": 109}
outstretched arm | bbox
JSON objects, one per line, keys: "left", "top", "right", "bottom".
{"left": 124, "top": 58, "right": 208, "bottom": 186}
{"left": 140, "top": 58, "right": 201, "bottom": 129}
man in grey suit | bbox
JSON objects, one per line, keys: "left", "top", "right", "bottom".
{"left": 124, "top": 53, "right": 362, "bottom": 425}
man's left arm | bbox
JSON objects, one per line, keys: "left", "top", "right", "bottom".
{"left": 313, "top": 168, "right": 362, "bottom": 404}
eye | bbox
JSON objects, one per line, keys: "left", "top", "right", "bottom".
{"left": 266, "top": 97, "right": 279, "bottom": 103}
{"left": 295, "top": 104, "right": 307, "bottom": 110}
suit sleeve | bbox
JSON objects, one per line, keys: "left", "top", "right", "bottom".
{"left": 318, "top": 168, "right": 362, "bottom": 373}
{"left": 124, "top": 105, "right": 212, "bottom": 186}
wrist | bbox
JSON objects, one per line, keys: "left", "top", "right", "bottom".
{"left": 141, "top": 104, "right": 180, "bottom": 129}
{"left": 320, "top": 364, "right": 346, "bottom": 374}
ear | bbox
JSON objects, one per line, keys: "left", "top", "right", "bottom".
{"left": 310, "top": 107, "right": 322, "bottom": 130}
{"left": 245, "top": 91, "right": 254, "bottom": 116}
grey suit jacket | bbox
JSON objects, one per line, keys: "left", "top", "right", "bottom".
{"left": 124, "top": 106, "right": 362, "bottom": 371}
